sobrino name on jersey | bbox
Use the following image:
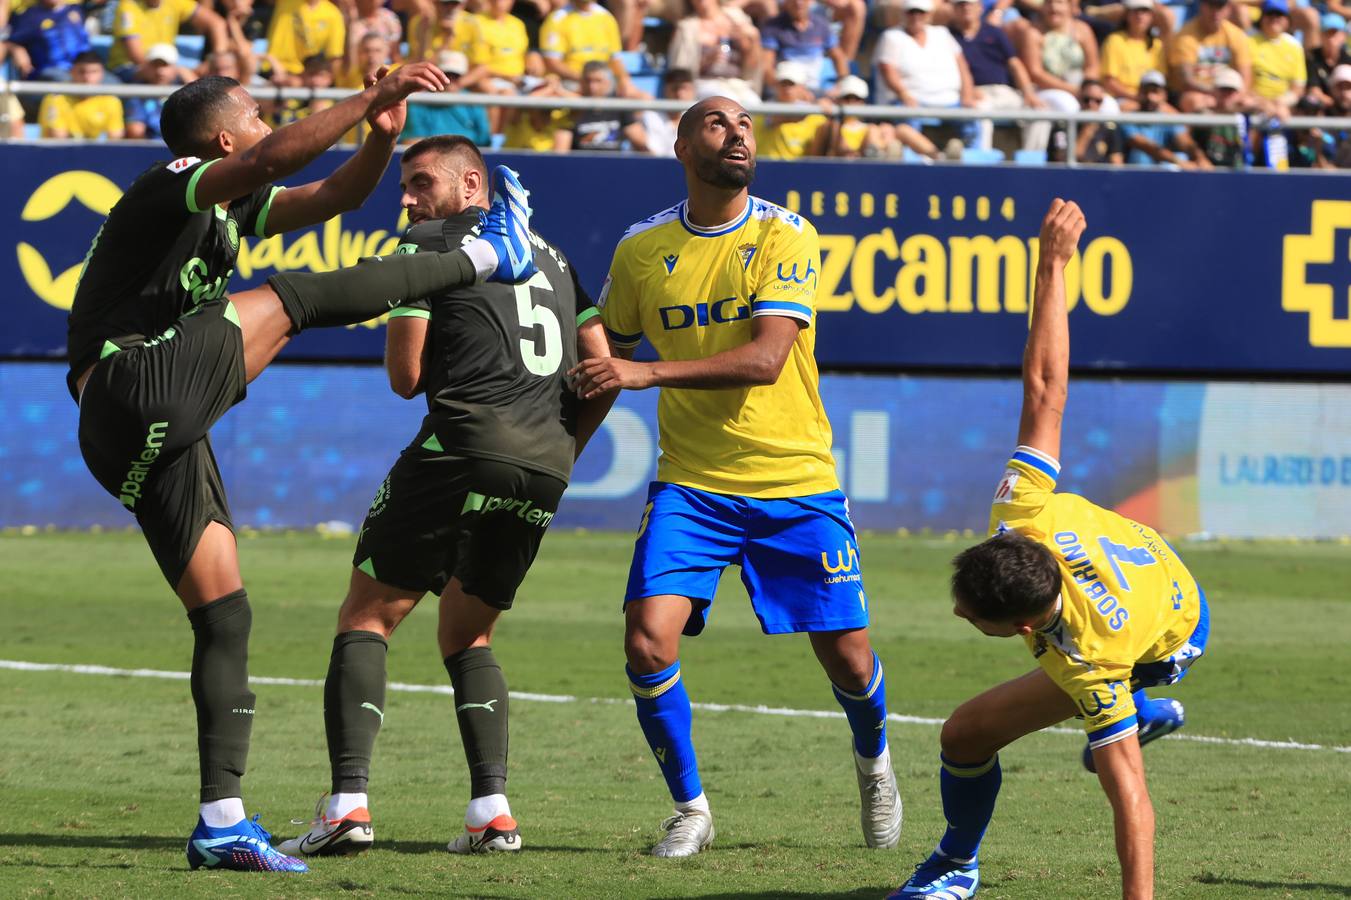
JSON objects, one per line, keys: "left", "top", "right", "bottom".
{"left": 1053, "top": 531, "right": 1129, "bottom": 631}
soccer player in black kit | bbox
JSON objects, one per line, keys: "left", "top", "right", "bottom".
{"left": 280, "top": 135, "right": 615, "bottom": 859}
{"left": 66, "top": 63, "right": 542, "bottom": 872}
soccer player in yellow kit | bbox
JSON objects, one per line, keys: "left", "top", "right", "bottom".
{"left": 571, "top": 96, "right": 901, "bottom": 859}
{"left": 890, "top": 200, "right": 1208, "bottom": 900}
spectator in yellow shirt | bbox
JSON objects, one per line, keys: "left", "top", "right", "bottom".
{"left": 757, "top": 60, "right": 827, "bottom": 160}
{"left": 462, "top": 0, "right": 538, "bottom": 131}
{"left": 408, "top": 0, "right": 474, "bottom": 64}
{"left": 109, "top": 0, "right": 226, "bottom": 80}
{"left": 1249, "top": 0, "right": 1305, "bottom": 113}
{"left": 1167, "top": 0, "right": 1253, "bottom": 111}
{"left": 502, "top": 76, "right": 575, "bottom": 150}
{"left": 39, "top": 51, "right": 126, "bottom": 139}
{"left": 540, "top": 0, "right": 623, "bottom": 82}
{"left": 1100, "top": 0, "right": 1168, "bottom": 109}
{"left": 269, "top": 0, "right": 346, "bottom": 78}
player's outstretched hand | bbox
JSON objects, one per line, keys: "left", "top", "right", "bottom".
{"left": 368, "top": 62, "right": 452, "bottom": 112}
{"left": 1039, "top": 198, "right": 1086, "bottom": 268}
{"left": 569, "top": 356, "right": 655, "bottom": 399}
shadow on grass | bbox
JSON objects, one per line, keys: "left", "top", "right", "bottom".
{"left": 1197, "top": 875, "right": 1351, "bottom": 896}
{"left": 379, "top": 838, "right": 780, "bottom": 855}
{"left": 0, "top": 833, "right": 182, "bottom": 851}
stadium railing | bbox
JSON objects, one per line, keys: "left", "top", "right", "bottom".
{"left": 4, "top": 78, "right": 1351, "bottom": 167}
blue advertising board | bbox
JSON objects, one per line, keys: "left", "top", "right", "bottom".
{"left": 4, "top": 144, "right": 1350, "bottom": 374}
{"left": 7, "top": 362, "right": 1351, "bottom": 538}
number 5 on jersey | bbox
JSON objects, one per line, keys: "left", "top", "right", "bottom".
{"left": 514, "top": 271, "right": 562, "bottom": 377}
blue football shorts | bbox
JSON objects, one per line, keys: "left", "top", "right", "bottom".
{"left": 623, "top": 481, "right": 872, "bottom": 636}
{"left": 1132, "top": 586, "right": 1210, "bottom": 689}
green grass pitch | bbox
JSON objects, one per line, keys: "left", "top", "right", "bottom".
{"left": 2, "top": 530, "right": 1349, "bottom": 898}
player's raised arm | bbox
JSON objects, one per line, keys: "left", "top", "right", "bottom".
{"left": 1017, "top": 199, "right": 1086, "bottom": 463}
{"left": 188, "top": 63, "right": 452, "bottom": 214}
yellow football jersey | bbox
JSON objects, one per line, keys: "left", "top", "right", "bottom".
{"left": 540, "top": 5, "right": 621, "bottom": 71}
{"left": 470, "top": 13, "right": 529, "bottom": 78}
{"left": 408, "top": 12, "right": 475, "bottom": 63}
{"left": 990, "top": 445, "right": 1203, "bottom": 749}
{"left": 756, "top": 114, "right": 827, "bottom": 160}
{"left": 269, "top": 0, "right": 346, "bottom": 75}
{"left": 39, "top": 94, "right": 124, "bottom": 139}
{"left": 109, "top": 0, "right": 196, "bottom": 70}
{"left": 599, "top": 197, "right": 837, "bottom": 499}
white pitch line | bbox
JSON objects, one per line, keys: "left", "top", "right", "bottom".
{"left": 4, "top": 658, "right": 1349, "bottom": 755}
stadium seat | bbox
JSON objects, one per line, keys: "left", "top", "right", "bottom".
{"left": 960, "top": 147, "right": 1005, "bottom": 164}
{"left": 90, "top": 33, "right": 114, "bottom": 65}
{"left": 176, "top": 34, "right": 205, "bottom": 68}
{"left": 1014, "top": 148, "right": 1048, "bottom": 166}
{"left": 1168, "top": 3, "right": 1190, "bottom": 26}
{"left": 901, "top": 147, "right": 930, "bottom": 163}
{"left": 819, "top": 57, "right": 839, "bottom": 92}
{"left": 24, "top": 122, "right": 42, "bottom": 140}
{"left": 617, "top": 50, "right": 646, "bottom": 75}
{"left": 489, "top": 133, "right": 506, "bottom": 150}
{"left": 631, "top": 73, "right": 661, "bottom": 97}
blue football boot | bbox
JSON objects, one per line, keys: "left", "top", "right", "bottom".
{"left": 187, "top": 813, "right": 309, "bottom": 872}
{"left": 888, "top": 851, "right": 980, "bottom": 899}
{"left": 478, "top": 165, "right": 537, "bottom": 284}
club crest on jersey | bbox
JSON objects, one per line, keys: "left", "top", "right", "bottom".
{"left": 737, "top": 243, "right": 757, "bottom": 270}
{"left": 662, "top": 254, "right": 678, "bottom": 275}
{"left": 225, "top": 217, "right": 240, "bottom": 253}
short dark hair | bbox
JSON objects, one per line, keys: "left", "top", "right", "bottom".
{"left": 403, "top": 134, "right": 488, "bottom": 183}
{"left": 160, "top": 75, "right": 241, "bottom": 158}
{"left": 1079, "top": 78, "right": 1103, "bottom": 93}
{"left": 951, "top": 532, "right": 1061, "bottom": 623}
{"left": 72, "top": 50, "right": 103, "bottom": 67}
{"left": 664, "top": 67, "right": 694, "bottom": 88}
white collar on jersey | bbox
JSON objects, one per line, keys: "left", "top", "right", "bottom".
{"left": 679, "top": 199, "right": 752, "bottom": 237}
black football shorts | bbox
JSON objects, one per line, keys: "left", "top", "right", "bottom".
{"left": 352, "top": 442, "right": 566, "bottom": 609}
{"left": 76, "top": 299, "right": 247, "bottom": 588}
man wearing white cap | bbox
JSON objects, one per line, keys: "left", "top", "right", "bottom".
{"left": 1306, "top": 14, "right": 1351, "bottom": 109}
{"left": 817, "top": 73, "right": 942, "bottom": 158}
{"left": 875, "top": 0, "right": 976, "bottom": 116}
{"left": 1320, "top": 65, "right": 1351, "bottom": 167}
{"left": 1190, "top": 66, "right": 1256, "bottom": 167}
{"left": 759, "top": 59, "right": 829, "bottom": 159}
{"left": 1120, "top": 69, "right": 1210, "bottom": 167}
{"left": 126, "top": 43, "right": 190, "bottom": 140}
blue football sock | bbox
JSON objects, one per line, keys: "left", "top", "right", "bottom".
{"left": 832, "top": 652, "right": 888, "bottom": 758}
{"left": 628, "top": 661, "right": 702, "bottom": 803}
{"left": 936, "top": 753, "right": 1002, "bottom": 862}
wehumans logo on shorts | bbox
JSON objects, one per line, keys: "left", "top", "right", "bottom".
{"left": 822, "top": 543, "right": 863, "bottom": 584}
{"left": 119, "top": 421, "right": 169, "bottom": 509}
{"left": 462, "top": 491, "right": 555, "bottom": 528}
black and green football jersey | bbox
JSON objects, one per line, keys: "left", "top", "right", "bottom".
{"left": 66, "top": 156, "right": 281, "bottom": 399}
{"left": 391, "top": 211, "right": 599, "bottom": 484}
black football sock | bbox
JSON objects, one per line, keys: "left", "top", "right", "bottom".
{"left": 325, "top": 630, "right": 389, "bottom": 795}
{"left": 445, "top": 647, "right": 509, "bottom": 798}
{"left": 187, "top": 589, "right": 255, "bottom": 803}
{"left": 268, "top": 249, "right": 478, "bottom": 333}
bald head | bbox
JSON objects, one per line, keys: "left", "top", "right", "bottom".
{"left": 677, "top": 96, "right": 749, "bottom": 143}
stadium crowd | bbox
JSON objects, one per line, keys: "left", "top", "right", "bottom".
{"left": 2, "top": 0, "right": 1351, "bottom": 165}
